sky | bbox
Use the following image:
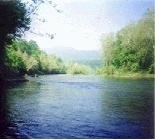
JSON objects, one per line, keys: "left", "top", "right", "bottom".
{"left": 25, "top": 0, "right": 154, "bottom": 51}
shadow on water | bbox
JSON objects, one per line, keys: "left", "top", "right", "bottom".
{"left": 0, "top": 81, "right": 23, "bottom": 138}
{"left": 0, "top": 80, "right": 41, "bottom": 138}
{"left": 0, "top": 83, "right": 8, "bottom": 138}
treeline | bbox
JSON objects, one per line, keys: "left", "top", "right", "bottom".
{"left": 4, "top": 39, "right": 92, "bottom": 75}
{"left": 99, "top": 9, "right": 154, "bottom": 75}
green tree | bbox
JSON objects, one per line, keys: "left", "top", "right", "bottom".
{"left": 101, "top": 33, "right": 115, "bottom": 67}
{"left": 65, "top": 62, "right": 91, "bottom": 75}
{"left": 4, "top": 45, "right": 26, "bottom": 74}
{"left": 0, "top": 0, "right": 57, "bottom": 79}
{"left": 0, "top": 0, "right": 30, "bottom": 50}
{"left": 0, "top": 0, "right": 31, "bottom": 78}
{"left": 100, "top": 8, "right": 154, "bottom": 75}
{"left": 134, "top": 9, "right": 154, "bottom": 71}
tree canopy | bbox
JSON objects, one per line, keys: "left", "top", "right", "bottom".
{"left": 101, "top": 8, "right": 154, "bottom": 75}
{"left": 0, "top": 0, "right": 30, "bottom": 43}
{"left": 0, "top": 0, "right": 32, "bottom": 79}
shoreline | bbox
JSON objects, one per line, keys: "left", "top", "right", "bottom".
{"left": 3, "top": 73, "right": 154, "bottom": 83}
{"left": 6, "top": 78, "right": 29, "bottom": 82}
{"left": 97, "top": 73, "right": 155, "bottom": 79}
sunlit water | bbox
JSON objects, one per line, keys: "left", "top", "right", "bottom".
{"left": 0, "top": 75, "right": 154, "bottom": 138}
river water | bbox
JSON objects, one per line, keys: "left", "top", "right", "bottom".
{"left": 0, "top": 75, "right": 154, "bottom": 138}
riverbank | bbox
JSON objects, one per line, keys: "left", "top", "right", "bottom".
{"left": 6, "top": 78, "right": 28, "bottom": 82}
{"left": 0, "top": 64, "right": 28, "bottom": 84}
{"left": 99, "top": 73, "right": 154, "bottom": 79}
{"left": 95, "top": 68, "right": 154, "bottom": 78}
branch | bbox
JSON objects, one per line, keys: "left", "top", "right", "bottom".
{"left": 26, "top": 2, "right": 42, "bottom": 17}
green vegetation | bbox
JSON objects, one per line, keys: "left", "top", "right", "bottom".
{"left": 0, "top": 0, "right": 87, "bottom": 78}
{"left": 0, "top": 1, "right": 154, "bottom": 79}
{"left": 73, "top": 60, "right": 102, "bottom": 71}
{"left": 0, "top": 0, "right": 91, "bottom": 79}
{"left": 4, "top": 40, "right": 92, "bottom": 75}
{"left": 0, "top": 0, "right": 30, "bottom": 71}
{"left": 65, "top": 62, "right": 92, "bottom": 75}
{"left": 100, "top": 9, "right": 154, "bottom": 77}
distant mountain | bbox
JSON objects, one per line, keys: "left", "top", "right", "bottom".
{"left": 42, "top": 46, "right": 102, "bottom": 70}
{"left": 43, "top": 46, "right": 102, "bottom": 61}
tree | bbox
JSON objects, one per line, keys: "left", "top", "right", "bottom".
{"left": 65, "top": 62, "right": 91, "bottom": 75}
{"left": 101, "top": 33, "right": 115, "bottom": 67}
{"left": 0, "top": 0, "right": 30, "bottom": 47}
{"left": 100, "top": 8, "right": 154, "bottom": 74}
{"left": 4, "top": 45, "right": 27, "bottom": 74}
{"left": 0, "top": 0, "right": 59, "bottom": 79}
{"left": 0, "top": 0, "right": 31, "bottom": 78}
{"left": 0, "top": 0, "right": 56, "bottom": 45}
{"left": 134, "top": 9, "right": 154, "bottom": 71}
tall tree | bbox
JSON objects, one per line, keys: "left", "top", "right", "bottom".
{"left": 101, "top": 33, "right": 115, "bottom": 67}
{"left": 0, "top": 0, "right": 31, "bottom": 78}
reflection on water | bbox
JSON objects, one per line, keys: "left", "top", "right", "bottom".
{"left": 0, "top": 75, "right": 154, "bottom": 138}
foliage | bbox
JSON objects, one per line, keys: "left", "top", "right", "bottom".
{"left": 0, "top": 0, "right": 64, "bottom": 80}
{"left": 0, "top": 0, "right": 30, "bottom": 41}
{"left": 0, "top": 0, "right": 55, "bottom": 44}
{"left": 4, "top": 40, "right": 92, "bottom": 75}
{"left": 0, "top": 0, "right": 58, "bottom": 75}
{"left": 4, "top": 45, "right": 26, "bottom": 74}
{"left": 65, "top": 62, "right": 92, "bottom": 75}
{"left": 0, "top": 0, "right": 33, "bottom": 67}
{"left": 100, "top": 9, "right": 154, "bottom": 75}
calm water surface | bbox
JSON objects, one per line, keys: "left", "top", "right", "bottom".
{"left": 0, "top": 75, "right": 154, "bottom": 138}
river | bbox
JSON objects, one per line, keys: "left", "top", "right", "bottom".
{"left": 0, "top": 75, "right": 154, "bottom": 138}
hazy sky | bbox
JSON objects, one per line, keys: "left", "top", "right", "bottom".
{"left": 25, "top": 0, "right": 154, "bottom": 50}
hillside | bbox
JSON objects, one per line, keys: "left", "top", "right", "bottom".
{"left": 43, "top": 46, "right": 102, "bottom": 69}
{"left": 43, "top": 46, "right": 101, "bottom": 60}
